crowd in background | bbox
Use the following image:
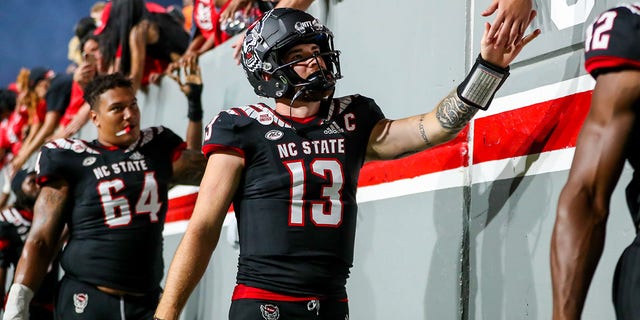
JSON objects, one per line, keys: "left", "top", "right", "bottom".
{"left": 0, "top": 0, "right": 310, "bottom": 206}
{"left": 0, "top": 1, "right": 313, "bottom": 317}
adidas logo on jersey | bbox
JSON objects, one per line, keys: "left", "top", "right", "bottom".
{"left": 323, "top": 121, "right": 344, "bottom": 134}
{"left": 129, "top": 152, "right": 144, "bottom": 160}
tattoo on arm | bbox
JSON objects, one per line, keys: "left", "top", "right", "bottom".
{"left": 418, "top": 114, "right": 431, "bottom": 147}
{"left": 436, "top": 90, "right": 478, "bottom": 132}
{"left": 32, "top": 183, "right": 67, "bottom": 236}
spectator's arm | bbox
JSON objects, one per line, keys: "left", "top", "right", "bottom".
{"left": 128, "top": 21, "right": 150, "bottom": 92}
{"left": 275, "top": 0, "right": 315, "bottom": 10}
{"left": 169, "top": 57, "right": 206, "bottom": 186}
{"left": 11, "top": 111, "right": 62, "bottom": 172}
{"left": 219, "top": 0, "right": 253, "bottom": 23}
{"left": 0, "top": 168, "right": 11, "bottom": 209}
{"left": 195, "top": 34, "right": 217, "bottom": 56}
{"left": 182, "top": 34, "right": 206, "bottom": 59}
{"left": 58, "top": 102, "right": 91, "bottom": 139}
{"left": 231, "top": 0, "right": 315, "bottom": 64}
{"left": 20, "top": 122, "right": 42, "bottom": 157}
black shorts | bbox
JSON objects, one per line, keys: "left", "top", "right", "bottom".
{"left": 230, "top": 298, "right": 349, "bottom": 320}
{"left": 613, "top": 237, "right": 640, "bottom": 320}
{"left": 55, "top": 276, "right": 161, "bottom": 320}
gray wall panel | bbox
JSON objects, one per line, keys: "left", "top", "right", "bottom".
{"left": 350, "top": 189, "right": 465, "bottom": 319}
{"left": 470, "top": 167, "right": 634, "bottom": 320}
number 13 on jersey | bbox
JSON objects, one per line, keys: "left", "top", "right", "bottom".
{"left": 284, "top": 159, "right": 344, "bottom": 227}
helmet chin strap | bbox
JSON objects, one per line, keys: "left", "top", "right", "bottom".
{"left": 288, "top": 87, "right": 307, "bottom": 136}
{"left": 287, "top": 65, "right": 336, "bottom": 136}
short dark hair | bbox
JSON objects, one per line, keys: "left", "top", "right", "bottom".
{"left": 83, "top": 73, "right": 133, "bottom": 110}
{"left": 11, "top": 170, "right": 37, "bottom": 211}
{"left": 0, "top": 89, "right": 16, "bottom": 115}
{"left": 75, "top": 16, "right": 97, "bottom": 39}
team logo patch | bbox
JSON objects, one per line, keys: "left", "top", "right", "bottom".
{"left": 72, "top": 141, "right": 86, "bottom": 153}
{"left": 82, "top": 157, "right": 97, "bottom": 166}
{"left": 259, "top": 112, "right": 273, "bottom": 125}
{"left": 73, "top": 293, "right": 88, "bottom": 314}
{"left": 260, "top": 304, "right": 280, "bottom": 320}
{"left": 265, "top": 130, "right": 284, "bottom": 141}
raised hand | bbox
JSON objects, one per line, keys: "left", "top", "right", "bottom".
{"left": 482, "top": 0, "right": 534, "bottom": 48}
{"left": 480, "top": 10, "right": 540, "bottom": 68}
{"left": 219, "top": 0, "right": 254, "bottom": 24}
{"left": 166, "top": 57, "right": 202, "bottom": 96}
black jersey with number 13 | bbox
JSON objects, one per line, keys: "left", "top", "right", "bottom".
{"left": 203, "top": 95, "right": 385, "bottom": 298}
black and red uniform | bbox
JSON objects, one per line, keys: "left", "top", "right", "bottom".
{"left": 203, "top": 95, "right": 384, "bottom": 319}
{"left": 0, "top": 207, "right": 57, "bottom": 319}
{"left": 585, "top": 4, "right": 640, "bottom": 319}
{"left": 36, "top": 126, "right": 184, "bottom": 319}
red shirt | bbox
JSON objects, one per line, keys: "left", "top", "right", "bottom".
{"left": 60, "top": 81, "right": 85, "bottom": 127}
{"left": 194, "top": 0, "right": 263, "bottom": 47}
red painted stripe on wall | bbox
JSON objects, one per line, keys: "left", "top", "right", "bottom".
{"left": 357, "top": 128, "right": 469, "bottom": 187}
{"left": 166, "top": 91, "right": 593, "bottom": 223}
{"left": 166, "top": 193, "right": 198, "bottom": 222}
{"left": 473, "top": 91, "right": 591, "bottom": 164}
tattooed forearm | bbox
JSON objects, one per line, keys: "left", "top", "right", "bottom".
{"left": 436, "top": 90, "right": 479, "bottom": 132}
{"left": 418, "top": 114, "right": 432, "bottom": 147}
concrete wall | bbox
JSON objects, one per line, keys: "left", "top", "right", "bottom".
{"left": 84, "top": 0, "right": 636, "bottom": 319}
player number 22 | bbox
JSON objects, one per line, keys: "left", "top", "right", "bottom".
{"left": 97, "top": 172, "right": 162, "bottom": 227}
{"left": 285, "top": 159, "right": 344, "bottom": 227}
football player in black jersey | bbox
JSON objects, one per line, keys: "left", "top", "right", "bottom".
{"left": 3, "top": 60, "right": 207, "bottom": 320}
{"left": 0, "top": 170, "right": 57, "bottom": 319}
{"left": 551, "top": 4, "right": 640, "bottom": 320}
{"left": 154, "top": 8, "right": 539, "bottom": 320}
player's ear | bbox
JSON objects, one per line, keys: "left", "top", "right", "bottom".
{"left": 90, "top": 108, "right": 100, "bottom": 127}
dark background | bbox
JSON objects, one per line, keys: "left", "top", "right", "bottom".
{"left": 0, "top": 0, "right": 182, "bottom": 88}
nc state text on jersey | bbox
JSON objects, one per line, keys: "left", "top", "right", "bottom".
{"left": 92, "top": 160, "right": 150, "bottom": 179}
{"left": 277, "top": 138, "right": 345, "bottom": 159}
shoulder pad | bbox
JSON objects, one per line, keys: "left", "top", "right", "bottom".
{"left": 43, "top": 138, "right": 100, "bottom": 154}
{"left": 220, "top": 103, "right": 292, "bottom": 128}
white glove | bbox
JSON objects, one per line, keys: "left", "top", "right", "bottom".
{"left": 3, "top": 284, "right": 33, "bottom": 320}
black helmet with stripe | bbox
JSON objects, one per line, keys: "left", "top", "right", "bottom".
{"left": 240, "top": 8, "right": 342, "bottom": 101}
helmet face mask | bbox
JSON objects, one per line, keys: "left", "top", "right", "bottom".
{"left": 241, "top": 8, "right": 342, "bottom": 100}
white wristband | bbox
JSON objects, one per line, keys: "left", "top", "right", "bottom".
{"left": 3, "top": 284, "right": 34, "bottom": 320}
{"left": 457, "top": 55, "right": 510, "bottom": 110}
